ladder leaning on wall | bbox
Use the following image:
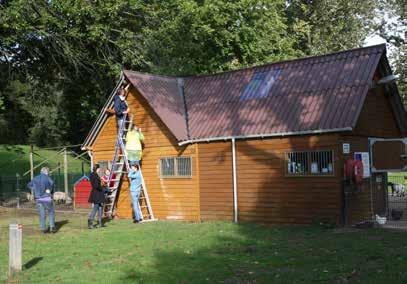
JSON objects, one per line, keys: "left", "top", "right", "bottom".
{"left": 103, "top": 113, "right": 155, "bottom": 222}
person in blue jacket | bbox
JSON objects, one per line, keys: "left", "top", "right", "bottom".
{"left": 27, "top": 167, "right": 56, "bottom": 233}
{"left": 113, "top": 86, "right": 130, "bottom": 132}
{"left": 128, "top": 163, "right": 143, "bottom": 223}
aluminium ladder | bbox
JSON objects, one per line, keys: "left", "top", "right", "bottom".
{"left": 103, "top": 113, "right": 155, "bottom": 222}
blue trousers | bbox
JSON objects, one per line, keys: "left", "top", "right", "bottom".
{"left": 130, "top": 188, "right": 142, "bottom": 221}
{"left": 36, "top": 201, "right": 55, "bottom": 231}
{"left": 89, "top": 203, "right": 103, "bottom": 224}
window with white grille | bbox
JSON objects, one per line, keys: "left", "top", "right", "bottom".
{"left": 160, "top": 157, "right": 192, "bottom": 178}
{"left": 286, "top": 150, "right": 334, "bottom": 176}
{"left": 97, "top": 160, "right": 111, "bottom": 177}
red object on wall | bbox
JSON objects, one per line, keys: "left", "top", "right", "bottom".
{"left": 74, "top": 176, "right": 92, "bottom": 209}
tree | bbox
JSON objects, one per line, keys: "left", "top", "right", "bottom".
{"left": 0, "top": 0, "right": 394, "bottom": 146}
{"left": 143, "top": 0, "right": 298, "bottom": 75}
{"left": 375, "top": 0, "right": 406, "bottom": 102}
{"left": 286, "top": 0, "right": 379, "bottom": 55}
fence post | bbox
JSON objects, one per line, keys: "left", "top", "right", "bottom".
{"left": 63, "top": 148, "right": 72, "bottom": 204}
{"left": 16, "top": 174, "right": 20, "bottom": 209}
{"left": 9, "top": 223, "right": 22, "bottom": 278}
{"left": 29, "top": 145, "right": 34, "bottom": 196}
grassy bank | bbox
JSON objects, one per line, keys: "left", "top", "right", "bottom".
{"left": 0, "top": 145, "right": 89, "bottom": 176}
{"left": 0, "top": 209, "right": 406, "bottom": 283}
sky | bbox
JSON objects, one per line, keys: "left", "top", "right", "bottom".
{"left": 364, "top": 34, "right": 387, "bottom": 46}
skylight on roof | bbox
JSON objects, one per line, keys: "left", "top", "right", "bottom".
{"left": 240, "top": 68, "right": 281, "bottom": 100}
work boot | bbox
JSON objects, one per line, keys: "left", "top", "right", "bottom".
{"left": 88, "top": 219, "right": 94, "bottom": 229}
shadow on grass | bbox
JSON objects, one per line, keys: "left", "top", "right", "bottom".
{"left": 120, "top": 223, "right": 285, "bottom": 283}
{"left": 23, "top": 257, "right": 43, "bottom": 270}
{"left": 54, "top": 220, "right": 69, "bottom": 232}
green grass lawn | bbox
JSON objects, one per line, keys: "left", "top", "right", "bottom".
{"left": 1, "top": 209, "right": 407, "bottom": 283}
{"left": 0, "top": 145, "right": 90, "bottom": 195}
{"left": 0, "top": 145, "right": 89, "bottom": 176}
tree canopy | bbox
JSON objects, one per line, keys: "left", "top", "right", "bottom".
{"left": 0, "top": 0, "right": 404, "bottom": 147}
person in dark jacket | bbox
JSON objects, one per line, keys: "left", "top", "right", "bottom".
{"left": 113, "top": 87, "right": 130, "bottom": 133}
{"left": 27, "top": 167, "right": 56, "bottom": 233}
{"left": 88, "top": 164, "right": 106, "bottom": 229}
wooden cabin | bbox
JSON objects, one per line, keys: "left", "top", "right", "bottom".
{"left": 82, "top": 44, "right": 407, "bottom": 225}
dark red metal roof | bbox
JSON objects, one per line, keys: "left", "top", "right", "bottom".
{"left": 124, "top": 71, "right": 188, "bottom": 141}
{"left": 123, "top": 44, "right": 386, "bottom": 143}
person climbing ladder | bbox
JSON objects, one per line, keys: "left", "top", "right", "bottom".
{"left": 113, "top": 85, "right": 130, "bottom": 133}
{"left": 125, "top": 125, "right": 144, "bottom": 166}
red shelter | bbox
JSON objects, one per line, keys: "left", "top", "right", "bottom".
{"left": 73, "top": 176, "right": 91, "bottom": 209}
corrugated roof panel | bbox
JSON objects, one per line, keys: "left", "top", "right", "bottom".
{"left": 123, "top": 71, "right": 188, "bottom": 141}
{"left": 83, "top": 44, "right": 389, "bottom": 146}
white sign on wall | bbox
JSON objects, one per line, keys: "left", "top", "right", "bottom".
{"left": 342, "top": 143, "right": 350, "bottom": 154}
{"left": 354, "top": 152, "right": 371, "bottom": 178}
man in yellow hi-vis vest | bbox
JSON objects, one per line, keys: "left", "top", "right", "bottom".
{"left": 126, "top": 125, "right": 144, "bottom": 166}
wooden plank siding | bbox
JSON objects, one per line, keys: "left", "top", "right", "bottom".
{"left": 235, "top": 135, "right": 342, "bottom": 224}
{"left": 89, "top": 80, "right": 403, "bottom": 225}
{"left": 198, "top": 142, "right": 233, "bottom": 221}
{"left": 352, "top": 88, "right": 401, "bottom": 138}
{"left": 92, "top": 87, "right": 200, "bottom": 221}
{"left": 340, "top": 88, "right": 403, "bottom": 224}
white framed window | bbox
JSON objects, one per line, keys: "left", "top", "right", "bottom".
{"left": 286, "top": 150, "right": 334, "bottom": 176}
{"left": 159, "top": 157, "right": 192, "bottom": 178}
{"left": 97, "top": 160, "right": 112, "bottom": 176}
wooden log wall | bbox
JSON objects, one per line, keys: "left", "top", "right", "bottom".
{"left": 92, "top": 87, "right": 200, "bottom": 221}
{"left": 198, "top": 135, "right": 343, "bottom": 224}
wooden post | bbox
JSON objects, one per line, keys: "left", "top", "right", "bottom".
{"left": 16, "top": 174, "right": 20, "bottom": 209}
{"left": 9, "top": 223, "right": 22, "bottom": 277}
{"left": 63, "top": 148, "right": 71, "bottom": 204}
{"left": 29, "top": 145, "right": 34, "bottom": 196}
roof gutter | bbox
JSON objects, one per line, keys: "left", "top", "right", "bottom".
{"left": 178, "top": 127, "right": 353, "bottom": 146}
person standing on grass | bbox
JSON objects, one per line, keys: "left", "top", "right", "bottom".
{"left": 128, "top": 164, "right": 143, "bottom": 223}
{"left": 88, "top": 164, "right": 106, "bottom": 229}
{"left": 27, "top": 167, "right": 56, "bottom": 234}
{"left": 125, "top": 125, "right": 144, "bottom": 166}
{"left": 113, "top": 86, "right": 130, "bottom": 133}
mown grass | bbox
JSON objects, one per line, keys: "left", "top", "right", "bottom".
{"left": 0, "top": 145, "right": 89, "bottom": 176}
{"left": 0, "top": 209, "right": 407, "bottom": 283}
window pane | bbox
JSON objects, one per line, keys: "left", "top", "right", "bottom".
{"left": 160, "top": 158, "right": 175, "bottom": 177}
{"left": 176, "top": 157, "right": 192, "bottom": 177}
{"left": 286, "top": 152, "right": 308, "bottom": 175}
{"left": 287, "top": 150, "right": 333, "bottom": 176}
{"left": 98, "top": 161, "right": 108, "bottom": 177}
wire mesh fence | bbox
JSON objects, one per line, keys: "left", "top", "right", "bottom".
{"left": 0, "top": 172, "right": 87, "bottom": 209}
{"left": 387, "top": 174, "right": 407, "bottom": 222}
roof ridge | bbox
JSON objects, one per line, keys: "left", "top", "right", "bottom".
{"left": 183, "top": 44, "right": 386, "bottom": 80}
{"left": 123, "top": 69, "right": 179, "bottom": 80}
{"left": 124, "top": 44, "right": 385, "bottom": 81}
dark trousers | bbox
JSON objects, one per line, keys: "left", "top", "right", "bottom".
{"left": 89, "top": 203, "right": 103, "bottom": 224}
